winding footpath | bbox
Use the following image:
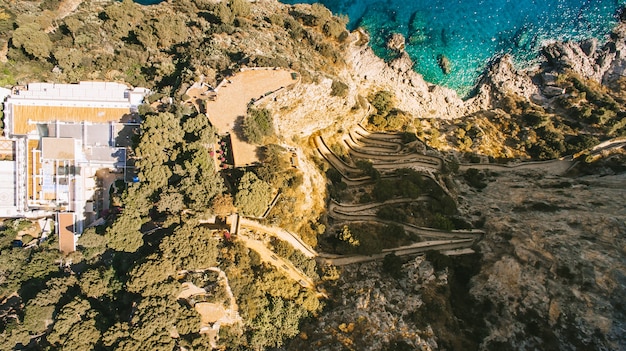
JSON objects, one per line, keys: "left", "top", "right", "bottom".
{"left": 236, "top": 231, "right": 316, "bottom": 289}
{"left": 308, "top": 126, "right": 484, "bottom": 264}
{"left": 328, "top": 201, "right": 484, "bottom": 241}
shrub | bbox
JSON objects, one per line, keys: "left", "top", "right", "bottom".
{"left": 463, "top": 168, "right": 487, "bottom": 189}
{"left": 376, "top": 207, "right": 406, "bottom": 222}
{"left": 330, "top": 79, "right": 349, "bottom": 97}
{"left": 370, "top": 90, "right": 394, "bottom": 116}
{"left": 355, "top": 159, "right": 379, "bottom": 180}
{"left": 243, "top": 108, "right": 274, "bottom": 144}
{"left": 431, "top": 213, "right": 454, "bottom": 231}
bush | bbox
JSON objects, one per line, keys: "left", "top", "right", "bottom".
{"left": 382, "top": 253, "right": 404, "bottom": 279}
{"left": 330, "top": 79, "right": 349, "bottom": 97}
{"left": 355, "top": 159, "right": 379, "bottom": 180}
{"left": 243, "top": 108, "right": 274, "bottom": 144}
{"left": 565, "top": 134, "right": 599, "bottom": 154}
{"left": 326, "top": 168, "right": 343, "bottom": 184}
{"left": 431, "top": 213, "right": 454, "bottom": 231}
{"left": 376, "top": 207, "right": 407, "bottom": 222}
{"left": 372, "top": 179, "right": 395, "bottom": 201}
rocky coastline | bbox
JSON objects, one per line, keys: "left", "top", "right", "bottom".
{"left": 0, "top": 0, "right": 624, "bottom": 349}
{"left": 283, "top": 6, "right": 626, "bottom": 351}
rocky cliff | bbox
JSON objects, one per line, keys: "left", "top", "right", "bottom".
{"left": 276, "top": 6, "right": 626, "bottom": 351}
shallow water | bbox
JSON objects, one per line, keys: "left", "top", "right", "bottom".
{"left": 282, "top": 0, "right": 624, "bottom": 97}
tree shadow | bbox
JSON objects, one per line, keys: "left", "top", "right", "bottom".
{"left": 233, "top": 115, "right": 248, "bottom": 142}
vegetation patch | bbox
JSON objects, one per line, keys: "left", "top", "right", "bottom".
{"left": 243, "top": 108, "right": 274, "bottom": 144}
{"left": 367, "top": 90, "right": 411, "bottom": 131}
{"left": 326, "top": 223, "right": 410, "bottom": 255}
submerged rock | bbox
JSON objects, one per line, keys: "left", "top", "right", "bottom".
{"left": 437, "top": 54, "right": 451, "bottom": 75}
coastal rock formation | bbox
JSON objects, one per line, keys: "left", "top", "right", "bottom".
{"left": 386, "top": 33, "right": 406, "bottom": 52}
{"left": 346, "top": 30, "right": 468, "bottom": 120}
{"left": 437, "top": 54, "right": 451, "bottom": 75}
{"left": 540, "top": 19, "right": 626, "bottom": 87}
{"left": 470, "top": 54, "right": 540, "bottom": 108}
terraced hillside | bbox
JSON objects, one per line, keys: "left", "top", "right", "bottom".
{"left": 314, "top": 125, "right": 484, "bottom": 258}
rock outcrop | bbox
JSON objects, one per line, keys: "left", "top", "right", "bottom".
{"left": 458, "top": 170, "right": 626, "bottom": 350}
{"left": 470, "top": 54, "right": 540, "bottom": 109}
{"left": 386, "top": 33, "right": 406, "bottom": 52}
{"left": 346, "top": 30, "right": 469, "bottom": 120}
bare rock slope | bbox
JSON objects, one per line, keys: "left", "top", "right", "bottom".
{"left": 459, "top": 170, "right": 626, "bottom": 350}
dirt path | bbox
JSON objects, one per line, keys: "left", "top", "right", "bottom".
{"left": 239, "top": 218, "right": 317, "bottom": 258}
{"left": 328, "top": 201, "right": 484, "bottom": 241}
{"left": 237, "top": 232, "right": 315, "bottom": 289}
{"left": 458, "top": 159, "right": 575, "bottom": 175}
{"left": 345, "top": 130, "right": 443, "bottom": 167}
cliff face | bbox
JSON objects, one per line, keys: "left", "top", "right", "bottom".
{"left": 345, "top": 31, "right": 468, "bottom": 120}
{"left": 266, "top": 6, "right": 626, "bottom": 349}
{"left": 472, "top": 19, "right": 626, "bottom": 108}
{"left": 451, "top": 18, "right": 626, "bottom": 350}
{"left": 459, "top": 169, "right": 626, "bottom": 350}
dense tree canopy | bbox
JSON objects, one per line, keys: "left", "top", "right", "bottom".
{"left": 235, "top": 172, "right": 273, "bottom": 217}
{"left": 0, "top": 0, "right": 352, "bottom": 348}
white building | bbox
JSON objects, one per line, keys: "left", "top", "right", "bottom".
{"left": 0, "top": 82, "right": 149, "bottom": 252}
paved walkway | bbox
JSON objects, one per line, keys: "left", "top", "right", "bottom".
{"left": 204, "top": 69, "right": 299, "bottom": 167}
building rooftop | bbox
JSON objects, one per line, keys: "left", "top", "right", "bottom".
{"left": 1, "top": 81, "right": 150, "bottom": 251}
{"left": 41, "top": 137, "right": 75, "bottom": 160}
{"left": 14, "top": 82, "right": 131, "bottom": 102}
{"left": 9, "top": 105, "right": 131, "bottom": 135}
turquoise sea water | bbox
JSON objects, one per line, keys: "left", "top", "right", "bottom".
{"left": 281, "top": 0, "right": 624, "bottom": 97}
{"left": 132, "top": 0, "right": 624, "bottom": 96}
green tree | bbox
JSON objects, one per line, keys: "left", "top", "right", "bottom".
{"left": 235, "top": 172, "right": 272, "bottom": 217}
{"left": 105, "top": 212, "right": 143, "bottom": 253}
{"left": 22, "top": 304, "right": 55, "bottom": 334}
{"left": 355, "top": 159, "right": 380, "bottom": 180}
{"left": 210, "top": 193, "right": 236, "bottom": 218}
{"left": 135, "top": 112, "right": 184, "bottom": 189}
{"left": 103, "top": 0, "right": 144, "bottom": 40}
{"left": 382, "top": 253, "right": 404, "bottom": 279}
{"left": 47, "top": 297, "right": 100, "bottom": 350}
{"left": 157, "top": 189, "right": 185, "bottom": 214}
{"left": 370, "top": 90, "right": 394, "bottom": 116}
{"left": 183, "top": 113, "right": 218, "bottom": 146}
{"left": 243, "top": 108, "right": 274, "bottom": 144}
{"left": 372, "top": 179, "right": 395, "bottom": 201}
{"left": 11, "top": 22, "right": 53, "bottom": 60}
{"left": 79, "top": 267, "right": 122, "bottom": 299}
{"left": 431, "top": 213, "right": 454, "bottom": 231}
{"left": 249, "top": 297, "right": 308, "bottom": 349}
